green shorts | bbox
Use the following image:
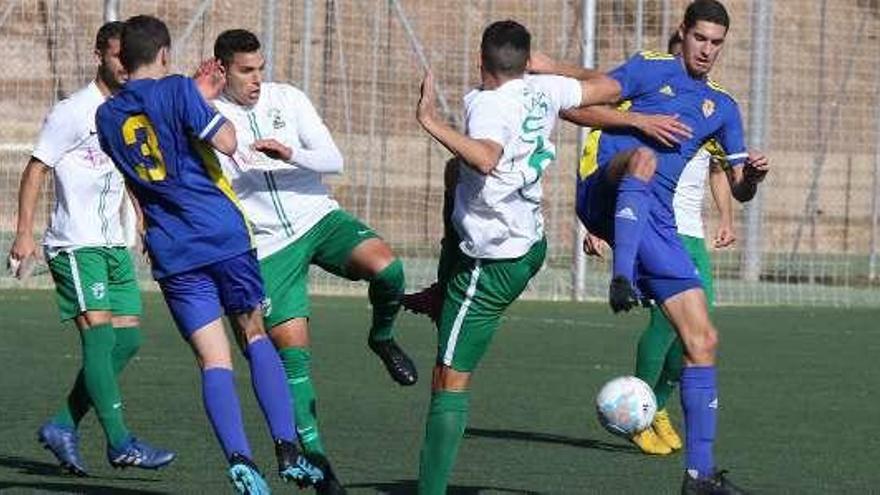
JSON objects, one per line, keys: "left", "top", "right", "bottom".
{"left": 260, "top": 209, "right": 379, "bottom": 328}
{"left": 47, "top": 246, "right": 142, "bottom": 322}
{"left": 679, "top": 234, "right": 715, "bottom": 307}
{"left": 437, "top": 237, "right": 546, "bottom": 372}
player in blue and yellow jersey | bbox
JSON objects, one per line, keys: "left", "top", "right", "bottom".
{"left": 532, "top": 1, "right": 768, "bottom": 493}
{"left": 96, "top": 15, "right": 323, "bottom": 494}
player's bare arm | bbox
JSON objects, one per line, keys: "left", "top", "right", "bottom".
{"left": 9, "top": 158, "right": 50, "bottom": 264}
{"left": 417, "top": 70, "right": 502, "bottom": 175}
{"left": 709, "top": 158, "right": 736, "bottom": 248}
{"left": 562, "top": 106, "right": 693, "bottom": 147}
{"left": 728, "top": 150, "right": 769, "bottom": 202}
{"left": 209, "top": 121, "right": 238, "bottom": 156}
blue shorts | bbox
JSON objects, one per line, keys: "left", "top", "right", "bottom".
{"left": 158, "top": 250, "right": 265, "bottom": 339}
{"left": 576, "top": 168, "right": 702, "bottom": 303}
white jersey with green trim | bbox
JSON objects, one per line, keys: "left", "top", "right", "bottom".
{"left": 673, "top": 147, "right": 711, "bottom": 239}
{"left": 455, "top": 74, "right": 582, "bottom": 259}
{"left": 32, "top": 81, "right": 127, "bottom": 255}
{"left": 214, "top": 82, "right": 342, "bottom": 259}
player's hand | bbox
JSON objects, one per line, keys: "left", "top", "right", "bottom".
{"left": 527, "top": 50, "right": 557, "bottom": 74}
{"left": 583, "top": 231, "right": 609, "bottom": 259}
{"left": 253, "top": 138, "right": 293, "bottom": 162}
{"left": 7, "top": 235, "right": 36, "bottom": 279}
{"left": 194, "top": 58, "right": 226, "bottom": 101}
{"left": 417, "top": 69, "right": 440, "bottom": 127}
{"left": 632, "top": 113, "right": 692, "bottom": 147}
{"left": 743, "top": 150, "right": 769, "bottom": 184}
{"left": 713, "top": 222, "right": 736, "bottom": 248}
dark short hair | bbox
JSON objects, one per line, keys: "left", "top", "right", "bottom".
{"left": 95, "top": 21, "right": 124, "bottom": 53}
{"left": 120, "top": 15, "right": 171, "bottom": 73}
{"left": 214, "top": 29, "right": 261, "bottom": 67}
{"left": 683, "top": 0, "right": 730, "bottom": 32}
{"left": 667, "top": 31, "right": 683, "bottom": 53}
{"left": 480, "top": 20, "right": 530, "bottom": 77}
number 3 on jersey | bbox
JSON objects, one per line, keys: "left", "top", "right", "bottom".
{"left": 122, "top": 115, "right": 167, "bottom": 181}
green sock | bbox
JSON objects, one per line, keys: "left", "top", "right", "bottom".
{"left": 368, "top": 258, "right": 404, "bottom": 342}
{"left": 52, "top": 326, "right": 142, "bottom": 429}
{"left": 279, "top": 346, "right": 324, "bottom": 455}
{"left": 655, "top": 337, "right": 684, "bottom": 409}
{"left": 635, "top": 307, "right": 679, "bottom": 410}
{"left": 81, "top": 323, "right": 130, "bottom": 448}
{"left": 418, "top": 390, "right": 470, "bottom": 495}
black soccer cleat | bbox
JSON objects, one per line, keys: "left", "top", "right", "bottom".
{"left": 306, "top": 452, "right": 348, "bottom": 495}
{"left": 368, "top": 338, "right": 418, "bottom": 386}
{"left": 609, "top": 275, "right": 639, "bottom": 313}
{"left": 681, "top": 469, "right": 748, "bottom": 495}
{"left": 275, "top": 439, "right": 324, "bottom": 487}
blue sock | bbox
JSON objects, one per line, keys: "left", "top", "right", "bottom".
{"left": 680, "top": 365, "right": 717, "bottom": 479}
{"left": 202, "top": 367, "right": 252, "bottom": 460}
{"left": 246, "top": 337, "right": 296, "bottom": 442}
{"left": 613, "top": 175, "right": 651, "bottom": 281}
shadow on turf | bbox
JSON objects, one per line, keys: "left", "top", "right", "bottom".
{"left": 347, "top": 479, "right": 541, "bottom": 494}
{"left": 0, "top": 454, "right": 164, "bottom": 484}
{"left": 465, "top": 427, "right": 640, "bottom": 454}
{"left": 0, "top": 482, "right": 169, "bottom": 494}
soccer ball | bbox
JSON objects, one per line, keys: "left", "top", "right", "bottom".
{"left": 595, "top": 376, "right": 657, "bottom": 436}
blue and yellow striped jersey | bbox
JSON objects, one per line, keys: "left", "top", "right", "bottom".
{"left": 582, "top": 51, "right": 746, "bottom": 219}
{"left": 97, "top": 75, "right": 252, "bottom": 279}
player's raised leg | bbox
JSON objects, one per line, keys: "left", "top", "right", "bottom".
{"left": 610, "top": 147, "right": 656, "bottom": 312}
{"left": 346, "top": 237, "right": 417, "bottom": 386}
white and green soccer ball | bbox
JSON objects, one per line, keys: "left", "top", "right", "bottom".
{"left": 595, "top": 376, "right": 657, "bottom": 436}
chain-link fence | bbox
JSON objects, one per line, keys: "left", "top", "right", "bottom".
{"left": 2, "top": 0, "right": 879, "bottom": 306}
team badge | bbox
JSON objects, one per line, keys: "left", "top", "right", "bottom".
{"left": 261, "top": 297, "right": 273, "bottom": 317}
{"left": 91, "top": 282, "right": 106, "bottom": 300}
{"left": 702, "top": 99, "right": 715, "bottom": 118}
{"left": 268, "top": 108, "right": 286, "bottom": 129}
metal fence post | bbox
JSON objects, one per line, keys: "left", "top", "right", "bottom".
{"left": 742, "top": 0, "right": 773, "bottom": 281}
{"left": 635, "top": 0, "right": 644, "bottom": 51}
{"left": 573, "top": 0, "right": 596, "bottom": 301}
{"left": 261, "top": 0, "right": 276, "bottom": 81}
{"left": 103, "top": 0, "right": 119, "bottom": 22}
{"left": 870, "top": 70, "right": 880, "bottom": 281}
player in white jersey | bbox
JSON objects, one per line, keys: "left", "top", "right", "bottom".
{"left": 209, "top": 29, "right": 416, "bottom": 495}
{"left": 414, "top": 20, "right": 621, "bottom": 493}
{"left": 7, "top": 22, "right": 174, "bottom": 476}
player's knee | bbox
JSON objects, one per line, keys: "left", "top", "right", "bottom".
{"left": 371, "top": 257, "right": 405, "bottom": 295}
{"left": 684, "top": 324, "right": 718, "bottom": 365}
{"left": 628, "top": 147, "right": 656, "bottom": 180}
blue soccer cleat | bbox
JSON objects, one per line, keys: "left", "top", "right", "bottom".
{"left": 37, "top": 422, "right": 88, "bottom": 477}
{"left": 228, "top": 453, "right": 271, "bottom": 495}
{"left": 275, "top": 439, "right": 324, "bottom": 487}
{"left": 107, "top": 436, "right": 176, "bottom": 469}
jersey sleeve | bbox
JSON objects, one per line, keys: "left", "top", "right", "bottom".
{"left": 174, "top": 76, "right": 227, "bottom": 141}
{"left": 286, "top": 87, "right": 343, "bottom": 173}
{"left": 608, "top": 52, "right": 669, "bottom": 100}
{"left": 534, "top": 75, "right": 583, "bottom": 112}
{"left": 714, "top": 100, "right": 747, "bottom": 167}
{"left": 465, "top": 92, "right": 512, "bottom": 147}
{"left": 32, "top": 101, "right": 80, "bottom": 168}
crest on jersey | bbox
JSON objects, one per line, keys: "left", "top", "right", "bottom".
{"left": 702, "top": 99, "right": 715, "bottom": 118}
{"left": 659, "top": 85, "right": 675, "bottom": 97}
{"left": 268, "top": 108, "right": 286, "bottom": 129}
{"left": 91, "top": 282, "right": 106, "bottom": 300}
